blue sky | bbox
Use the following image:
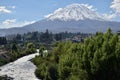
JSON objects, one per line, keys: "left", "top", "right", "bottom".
{"left": 0, "top": 0, "right": 120, "bottom": 28}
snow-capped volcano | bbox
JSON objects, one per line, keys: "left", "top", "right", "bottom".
{"left": 46, "top": 3, "right": 104, "bottom": 21}
{"left": 0, "top": 3, "right": 120, "bottom": 36}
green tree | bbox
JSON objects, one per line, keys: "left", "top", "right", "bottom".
{"left": 0, "top": 37, "right": 7, "bottom": 45}
{"left": 25, "top": 43, "right": 36, "bottom": 54}
{"left": 33, "top": 29, "right": 120, "bottom": 80}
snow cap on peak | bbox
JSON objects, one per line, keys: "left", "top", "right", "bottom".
{"left": 45, "top": 3, "right": 104, "bottom": 21}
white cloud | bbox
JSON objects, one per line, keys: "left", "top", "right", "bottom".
{"left": 0, "top": 19, "right": 36, "bottom": 28}
{"left": 102, "top": 13, "right": 117, "bottom": 20}
{"left": 2, "top": 19, "right": 16, "bottom": 25}
{"left": 0, "top": 6, "right": 12, "bottom": 13}
{"left": 44, "top": 13, "right": 53, "bottom": 18}
{"left": 0, "top": 6, "right": 16, "bottom": 14}
{"left": 81, "top": 4, "right": 97, "bottom": 11}
{"left": 110, "top": 0, "right": 120, "bottom": 13}
{"left": 44, "top": 8, "right": 63, "bottom": 18}
{"left": 20, "top": 20, "right": 36, "bottom": 26}
{"left": 105, "top": 0, "right": 120, "bottom": 20}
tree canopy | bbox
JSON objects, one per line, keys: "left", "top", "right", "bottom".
{"left": 33, "top": 29, "right": 120, "bottom": 80}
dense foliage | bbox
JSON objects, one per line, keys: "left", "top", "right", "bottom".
{"left": 0, "top": 37, "right": 7, "bottom": 45}
{"left": 33, "top": 29, "right": 120, "bottom": 80}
